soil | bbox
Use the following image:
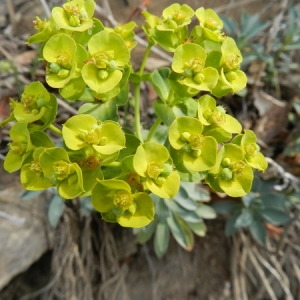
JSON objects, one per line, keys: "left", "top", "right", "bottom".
{"left": 1, "top": 0, "right": 300, "bottom": 300}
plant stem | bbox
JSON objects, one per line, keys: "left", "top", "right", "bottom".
{"left": 0, "top": 114, "right": 15, "bottom": 127}
{"left": 49, "top": 124, "right": 62, "bottom": 136}
{"left": 145, "top": 117, "right": 161, "bottom": 142}
{"left": 134, "top": 42, "right": 153, "bottom": 142}
{"left": 133, "top": 84, "right": 143, "bottom": 141}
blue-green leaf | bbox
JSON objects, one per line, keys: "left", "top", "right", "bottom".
{"left": 48, "top": 194, "right": 65, "bottom": 228}
{"left": 153, "top": 99, "right": 176, "bottom": 126}
{"left": 259, "top": 209, "right": 291, "bottom": 226}
{"left": 150, "top": 68, "right": 171, "bottom": 102}
{"left": 235, "top": 208, "right": 253, "bottom": 228}
{"left": 249, "top": 218, "right": 266, "bottom": 245}
{"left": 213, "top": 200, "right": 239, "bottom": 214}
{"left": 167, "top": 212, "right": 194, "bottom": 251}
{"left": 154, "top": 221, "right": 170, "bottom": 258}
{"left": 196, "top": 204, "right": 216, "bottom": 219}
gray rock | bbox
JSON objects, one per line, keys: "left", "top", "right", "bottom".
{"left": 0, "top": 169, "right": 53, "bottom": 290}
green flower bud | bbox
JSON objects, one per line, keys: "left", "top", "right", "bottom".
{"left": 194, "top": 72, "right": 204, "bottom": 84}
{"left": 180, "top": 131, "right": 191, "bottom": 142}
{"left": 220, "top": 167, "right": 233, "bottom": 181}
{"left": 98, "top": 69, "right": 109, "bottom": 80}
{"left": 108, "top": 60, "right": 117, "bottom": 70}
{"left": 57, "top": 69, "right": 70, "bottom": 79}
{"left": 222, "top": 157, "right": 231, "bottom": 167}
{"left": 226, "top": 70, "right": 238, "bottom": 81}
{"left": 99, "top": 136, "right": 108, "bottom": 146}
{"left": 69, "top": 15, "right": 81, "bottom": 27}
{"left": 192, "top": 149, "right": 202, "bottom": 157}
{"left": 161, "top": 163, "right": 173, "bottom": 177}
{"left": 155, "top": 176, "right": 166, "bottom": 186}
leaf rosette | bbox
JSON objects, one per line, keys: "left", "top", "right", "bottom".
{"left": 92, "top": 179, "right": 154, "bottom": 228}
{"left": 168, "top": 116, "right": 217, "bottom": 172}
{"left": 133, "top": 142, "right": 180, "bottom": 199}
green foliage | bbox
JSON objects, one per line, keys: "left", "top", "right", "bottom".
{"left": 135, "top": 181, "right": 214, "bottom": 257}
{"left": 1, "top": 0, "right": 267, "bottom": 240}
{"left": 222, "top": 6, "right": 300, "bottom": 82}
{"left": 213, "top": 175, "right": 293, "bottom": 245}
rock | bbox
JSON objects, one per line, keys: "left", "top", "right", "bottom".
{"left": 0, "top": 163, "right": 53, "bottom": 290}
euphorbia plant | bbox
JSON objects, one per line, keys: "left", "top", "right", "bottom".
{"left": 1, "top": 1, "right": 267, "bottom": 229}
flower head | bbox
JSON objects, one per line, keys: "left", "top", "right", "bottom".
{"left": 81, "top": 30, "right": 130, "bottom": 95}
{"left": 133, "top": 142, "right": 180, "bottom": 199}
{"left": 92, "top": 179, "right": 154, "bottom": 228}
